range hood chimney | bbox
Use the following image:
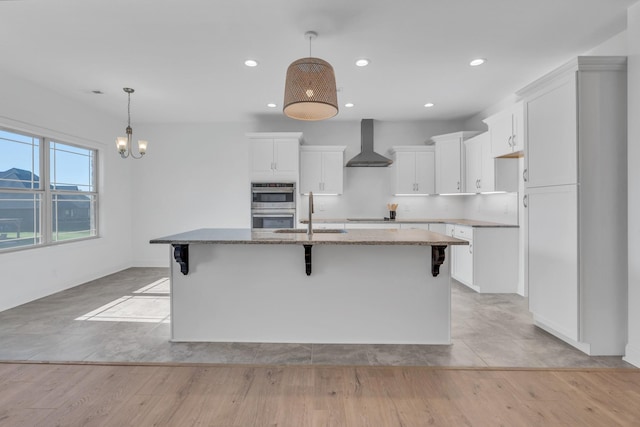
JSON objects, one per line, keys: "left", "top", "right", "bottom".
{"left": 346, "top": 119, "right": 393, "bottom": 167}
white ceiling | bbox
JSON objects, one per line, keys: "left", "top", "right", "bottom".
{"left": 0, "top": 0, "right": 635, "bottom": 124}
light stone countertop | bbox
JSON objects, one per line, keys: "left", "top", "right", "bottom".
{"left": 300, "top": 218, "right": 518, "bottom": 228}
{"left": 150, "top": 228, "right": 469, "bottom": 246}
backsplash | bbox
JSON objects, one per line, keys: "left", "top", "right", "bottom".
{"left": 302, "top": 166, "right": 518, "bottom": 224}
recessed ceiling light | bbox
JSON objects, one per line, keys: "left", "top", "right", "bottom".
{"left": 267, "top": 103, "right": 277, "bottom": 108}
{"left": 91, "top": 90, "right": 103, "bottom": 94}
{"left": 244, "top": 59, "right": 259, "bottom": 67}
{"left": 355, "top": 58, "right": 370, "bottom": 67}
{"left": 469, "top": 58, "right": 486, "bottom": 67}
{"left": 424, "top": 103, "right": 435, "bottom": 108}
{"left": 345, "top": 103, "right": 354, "bottom": 108}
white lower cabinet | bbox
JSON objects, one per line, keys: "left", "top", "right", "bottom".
{"left": 399, "top": 223, "right": 431, "bottom": 230}
{"left": 345, "top": 223, "right": 400, "bottom": 230}
{"left": 447, "top": 224, "right": 519, "bottom": 293}
{"left": 313, "top": 223, "right": 345, "bottom": 230}
{"left": 525, "top": 185, "right": 578, "bottom": 341}
{"left": 298, "top": 223, "right": 345, "bottom": 230}
{"left": 399, "top": 223, "right": 448, "bottom": 234}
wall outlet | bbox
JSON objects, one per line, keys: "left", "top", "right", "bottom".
{"left": 317, "top": 203, "right": 326, "bottom": 212}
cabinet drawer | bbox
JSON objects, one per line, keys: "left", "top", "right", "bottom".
{"left": 453, "top": 225, "right": 473, "bottom": 240}
{"left": 445, "top": 224, "right": 455, "bottom": 237}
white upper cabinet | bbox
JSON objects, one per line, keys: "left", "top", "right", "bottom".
{"left": 389, "top": 146, "right": 435, "bottom": 195}
{"left": 524, "top": 75, "right": 578, "bottom": 188}
{"left": 299, "top": 146, "right": 346, "bottom": 194}
{"left": 432, "top": 131, "right": 480, "bottom": 194}
{"left": 247, "top": 132, "right": 302, "bottom": 181}
{"left": 483, "top": 101, "right": 524, "bottom": 158}
{"left": 464, "top": 132, "right": 495, "bottom": 193}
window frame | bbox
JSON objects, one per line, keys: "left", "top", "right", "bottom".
{"left": 0, "top": 126, "right": 99, "bottom": 253}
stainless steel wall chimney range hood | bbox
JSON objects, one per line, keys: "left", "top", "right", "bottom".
{"left": 346, "top": 119, "right": 393, "bottom": 167}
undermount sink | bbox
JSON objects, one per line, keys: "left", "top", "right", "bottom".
{"left": 273, "top": 229, "right": 347, "bottom": 234}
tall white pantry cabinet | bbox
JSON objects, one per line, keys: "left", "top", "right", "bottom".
{"left": 518, "top": 56, "right": 627, "bottom": 355}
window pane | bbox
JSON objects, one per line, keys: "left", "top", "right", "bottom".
{"left": 50, "top": 141, "right": 94, "bottom": 192}
{"left": 52, "top": 193, "right": 96, "bottom": 242}
{"left": 0, "top": 192, "right": 41, "bottom": 250}
{"left": 0, "top": 130, "right": 40, "bottom": 190}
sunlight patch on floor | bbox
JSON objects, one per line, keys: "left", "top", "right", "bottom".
{"left": 75, "top": 278, "right": 170, "bottom": 323}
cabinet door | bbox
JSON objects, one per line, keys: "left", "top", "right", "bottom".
{"left": 429, "top": 223, "right": 446, "bottom": 234}
{"left": 400, "top": 223, "right": 431, "bottom": 230}
{"left": 250, "top": 140, "right": 275, "bottom": 176}
{"left": 273, "top": 139, "right": 298, "bottom": 176}
{"left": 414, "top": 151, "right": 435, "bottom": 194}
{"left": 525, "top": 77, "right": 577, "bottom": 187}
{"left": 299, "top": 150, "right": 322, "bottom": 193}
{"left": 526, "top": 185, "right": 578, "bottom": 340}
{"left": 452, "top": 243, "right": 474, "bottom": 288}
{"left": 394, "top": 151, "right": 417, "bottom": 194}
{"left": 464, "top": 138, "right": 482, "bottom": 193}
{"left": 344, "top": 223, "right": 400, "bottom": 229}
{"left": 488, "top": 110, "right": 514, "bottom": 158}
{"left": 511, "top": 101, "right": 525, "bottom": 152}
{"left": 436, "top": 140, "right": 462, "bottom": 194}
{"left": 479, "top": 133, "right": 495, "bottom": 192}
{"left": 320, "top": 151, "right": 344, "bottom": 194}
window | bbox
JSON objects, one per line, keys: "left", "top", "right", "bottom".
{"left": 0, "top": 128, "right": 98, "bottom": 251}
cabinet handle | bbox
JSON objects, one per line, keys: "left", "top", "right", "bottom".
{"left": 416, "top": 183, "right": 419, "bottom": 191}
{"left": 508, "top": 136, "right": 513, "bottom": 147}
{"left": 523, "top": 168, "right": 528, "bottom": 182}
{"left": 512, "top": 134, "right": 517, "bottom": 148}
{"left": 469, "top": 243, "right": 473, "bottom": 254}
{"left": 523, "top": 194, "right": 528, "bottom": 208}
{"left": 477, "top": 179, "right": 481, "bottom": 189}
{"left": 456, "top": 181, "right": 460, "bottom": 191}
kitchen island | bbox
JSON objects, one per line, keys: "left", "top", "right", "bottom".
{"left": 150, "top": 228, "right": 467, "bottom": 344}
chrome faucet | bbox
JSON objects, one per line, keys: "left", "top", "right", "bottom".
{"left": 307, "top": 192, "right": 314, "bottom": 235}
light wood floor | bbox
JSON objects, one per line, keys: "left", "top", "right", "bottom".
{"left": 1, "top": 362, "right": 639, "bottom": 426}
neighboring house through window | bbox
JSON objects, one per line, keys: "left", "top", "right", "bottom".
{"left": 0, "top": 128, "right": 98, "bottom": 251}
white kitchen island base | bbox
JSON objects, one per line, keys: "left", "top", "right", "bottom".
{"left": 169, "top": 243, "right": 451, "bottom": 344}
{"left": 151, "top": 228, "right": 466, "bottom": 345}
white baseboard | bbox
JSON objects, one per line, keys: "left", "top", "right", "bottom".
{"left": 533, "top": 317, "right": 591, "bottom": 355}
{"left": 624, "top": 343, "right": 640, "bottom": 367}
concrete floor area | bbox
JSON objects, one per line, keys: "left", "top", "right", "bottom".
{"left": 0, "top": 268, "right": 633, "bottom": 368}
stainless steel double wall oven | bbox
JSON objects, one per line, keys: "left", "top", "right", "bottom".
{"left": 251, "top": 182, "right": 296, "bottom": 230}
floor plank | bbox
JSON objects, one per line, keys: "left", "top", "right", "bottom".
{"left": 1, "top": 362, "right": 639, "bottom": 427}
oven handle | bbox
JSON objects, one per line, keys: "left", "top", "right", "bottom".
{"left": 251, "top": 188, "right": 295, "bottom": 193}
{"left": 252, "top": 214, "right": 295, "bottom": 218}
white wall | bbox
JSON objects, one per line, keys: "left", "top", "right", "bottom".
{"left": 0, "top": 72, "right": 134, "bottom": 312}
{"left": 130, "top": 122, "right": 252, "bottom": 266}
{"left": 625, "top": 1, "right": 640, "bottom": 367}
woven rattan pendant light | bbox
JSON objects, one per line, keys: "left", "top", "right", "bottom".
{"left": 283, "top": 31, "right": 338, "bottom": 121}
